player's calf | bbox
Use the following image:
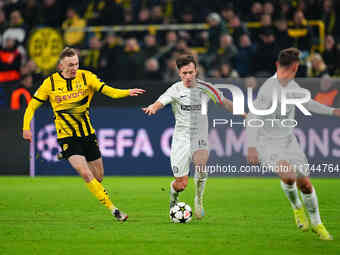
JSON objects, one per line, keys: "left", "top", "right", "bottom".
{"left": 194, "top": 170, "right": 207, "bottom": 219}
{"left": 77, "top": 169, "right": 94, "bottom": 183}
{"left": 87, "top": 158, "right": 104, "bottom": 183}
{"left": 297, "top": 178, "right": 313, "bottom": 194}
{"left": 280, "top": 178, "right": 309, "bottom": 231}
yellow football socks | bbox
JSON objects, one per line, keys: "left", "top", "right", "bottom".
{"left": 86, "top": 178, "right": 115, "bottom": 211}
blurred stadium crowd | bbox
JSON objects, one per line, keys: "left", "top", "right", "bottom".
{"left": 0, "top": 0, "right": 340, "bottom": 110}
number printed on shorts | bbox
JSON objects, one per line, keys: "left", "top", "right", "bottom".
{"left": 173, "top": 166, "right": 179, "bottom": 174}
{"left": 198, "top": 139, "right": 207, "bottom": 147}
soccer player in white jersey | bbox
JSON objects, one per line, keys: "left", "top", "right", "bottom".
{"left": 142, "top": 55, "right": 233, "bottom": 219}
{"left": 246, "top": 48, "right": 340, "bottom": 240}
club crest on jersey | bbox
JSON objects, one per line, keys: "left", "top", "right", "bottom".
{"left": 63, "top": 144, "right": 69, "bottom": 151}
{"left": 75, "top": 80, "right": 81, "bottom": 89}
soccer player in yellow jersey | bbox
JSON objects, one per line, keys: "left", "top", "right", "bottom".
{"left": 23, "top": 47, "right": 145, "bottom": 221}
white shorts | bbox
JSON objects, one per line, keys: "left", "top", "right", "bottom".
{"left": 170, "top": 132, "right": 209, "bottom": 178}
{"left": 256, "top": 134, "right": 309, "bottom": 177}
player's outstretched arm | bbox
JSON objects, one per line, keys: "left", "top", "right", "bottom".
{"left": 100, "top": 86, "right": 145, "bottom": 99}
{"left": 142, "top": 101, "right": 164, "bottom": 116}
{"left": 303, "top": 99, "right": 336, "bottom": 116}
{"left": 89, "top": 71, "right": 145, "bottom": 98}
{"left": 22, "top": 99, "right": 44, "bottom": 143}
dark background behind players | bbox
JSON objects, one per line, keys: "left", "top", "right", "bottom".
{"left": 0, "top": 0, "right": 339, "bottom": 110}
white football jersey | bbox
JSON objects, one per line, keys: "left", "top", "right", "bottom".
{"left": 158, "top": 79, "right": 225, "bottom": 136}
{"left": 246, "top": 74, "right": 334, "bottom": 146}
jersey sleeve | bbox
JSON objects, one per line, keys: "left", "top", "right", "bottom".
{"left": 197, "top": 81, "right": 225, "bottom": 104}
{"left": 293, "top": 82, "right": 334, "bottom": 115}
{"left": 23, "top": 79, "right": 50, "bottom": 130}
{"left": 33, "top": 79, "right": 50, "bottom": 102}
{"left": 88, "top": 71, "right": 130, "bottom": 99}
{"left": 212, "top": 84, "right": 226, "bottom": 103}
{"left": 157, "top": 86, "right": 176, "bottom": 106}
{"left": 304, "top": 99, "right": 334, "bottom": 115}
{"left": 87, "top": 71, "right": 105, "bottom": 92}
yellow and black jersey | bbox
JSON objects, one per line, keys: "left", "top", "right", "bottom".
{"left": 23, "top": 69, "right": 130, "bottom": 139}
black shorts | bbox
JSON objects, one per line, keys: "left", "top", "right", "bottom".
{"left": 58, "top": 134, "right": 101, "bottom": 162}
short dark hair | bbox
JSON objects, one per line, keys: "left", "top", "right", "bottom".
{"left": 278, "top": 48, "right": 300, "bottom": 67}
{"left": 176, "top": 55, "right": 197, "bottom": 70}
{"left": 59, "top": 47, "right": 77, "bottom": 62}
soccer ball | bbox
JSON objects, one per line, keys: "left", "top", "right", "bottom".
{"left": 169, "top": 202, "right": 192, "bottom": 223}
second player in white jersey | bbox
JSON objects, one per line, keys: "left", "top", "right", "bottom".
{"left": 246, "top": 74, "right": 334, "bottom": 176}
{"left": 246, "top": 47, "right": 340, "bottom": 240}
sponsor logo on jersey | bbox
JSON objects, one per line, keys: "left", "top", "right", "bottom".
{"left": 180, "top": 104, "right": 201, "bottom": 111}
{"left": 198, "top": 139, "right": 207, "bottom": 147}
{"left": 55, "top": 89, "right": 88, "bottom": 104}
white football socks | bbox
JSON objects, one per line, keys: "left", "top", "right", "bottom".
{"left": 301, "top": 187, "right": 322, "bottom": 226}
{"left": 280, "top": 180, "right": 303, "bottom": 210}
{"left": 194, "top": 170, "right": 208, "bottom": 203}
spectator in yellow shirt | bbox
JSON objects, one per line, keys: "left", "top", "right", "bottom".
{"left": 62, "top": 7, "right": 86, "bottom": 47}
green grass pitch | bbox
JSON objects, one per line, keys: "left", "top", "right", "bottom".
{"left": 0, "top": 177, "right": 339, "bottom": 255}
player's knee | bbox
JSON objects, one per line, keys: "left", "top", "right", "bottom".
{"left": 72, "top": 163, "right": 83, "bottom": 172}
{"left": 298, "top": 181, "right": 313, "bottom": 194}
{"left": 281, "top": 177, "right": 296, "bottom": 185}
{"left": 81, "top": 171, "right": 94, "bottom": 182}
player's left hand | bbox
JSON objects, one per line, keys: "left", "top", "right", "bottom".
{"left": 332, "top": 108, "right": 340, "bottom": 117}
{"left": 142, "top": 105, "right": 156, "bottom": 115}
{"left": 130, "top": 88, "right": 145, "bottom": 96}
{"left": 23, "top": 130, "right": 32, "bottom": 143}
